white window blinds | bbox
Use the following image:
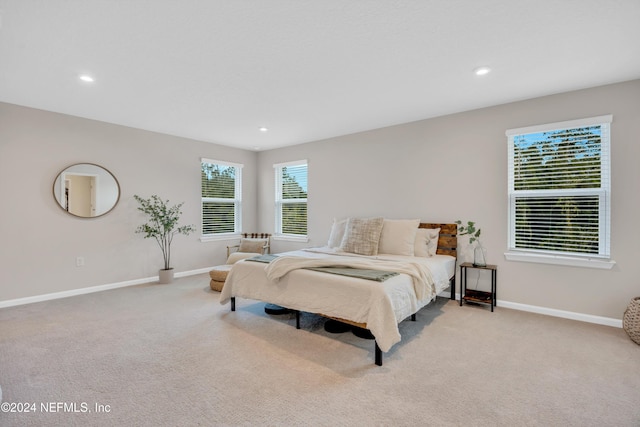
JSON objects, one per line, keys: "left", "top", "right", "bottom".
{"left": 201, "top": 159, "right": 242, "bottom": 236}
{"left": 507, "top": 115, "right": 611, "bottom": 258}
{"left": 275, "top": 160, "right": 307, "bottom": 237}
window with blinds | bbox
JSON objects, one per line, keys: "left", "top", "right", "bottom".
{"left": 275, "top": 160, "right": 307, "bottom": 237}
{"left": 201, "top": 159, "right": 242, "bottom": 236}
{"left": 507, "top": 115, "right": 611, "bottom": 259}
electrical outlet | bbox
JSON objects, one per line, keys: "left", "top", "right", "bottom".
{"left": 76, "top": 257, "right": 85, "bottom": 267}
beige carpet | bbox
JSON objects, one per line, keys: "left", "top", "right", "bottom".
{"left": 1, "top": 273, "right": 638, "bottom": 426}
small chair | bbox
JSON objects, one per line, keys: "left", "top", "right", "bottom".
{"left": 209, "top": 233, "right": 271, "bottom": 292}
{"left": 226, "top": 233, "right": 271, "bottom": 258}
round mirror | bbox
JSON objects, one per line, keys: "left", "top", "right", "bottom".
{"left": 53, "top": 163, "right": 120, "bottom": 218}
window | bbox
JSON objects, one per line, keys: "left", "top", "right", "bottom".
{"left": 506, "top": 115, "right": 613, "bottom": 268}
{"left": 275, "top": 160, "right": 307, "bottom": 239}
{"left": 201, "top": 159, "right": 242, "bottom": 237}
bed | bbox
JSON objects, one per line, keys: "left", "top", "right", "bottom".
{"left": 220, "top": 220, "right": 457, "bottom": 366}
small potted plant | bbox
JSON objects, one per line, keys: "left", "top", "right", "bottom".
{"left": 455, "top": 220, "right": 485, "bottom": 267}
{"left": 134, "top": 195, "right": 195, "bottom": 283}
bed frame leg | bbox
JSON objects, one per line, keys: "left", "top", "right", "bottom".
{"left": 411, "top": 313, "right": 416, "bottom": 321}
{"left": 375, "top": 341, "right": 383, "bottom": 366}
{"left": 231, "top": 297, "right": 235, "bottom": 312}
{"left": 295, "top": 310, "right": 300, "bottom": 329}
{"left": 450, "top": 276, "right": 456, "bottom": 300}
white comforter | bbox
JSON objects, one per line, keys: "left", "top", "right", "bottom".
{"left": 220, "top": 248, "right": 454, "bottom": 352}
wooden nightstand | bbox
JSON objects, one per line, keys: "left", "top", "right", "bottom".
{"left": 459, "top": 262, "right": 497, "bottom": 312}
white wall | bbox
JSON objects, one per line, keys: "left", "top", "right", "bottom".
{"left": 0, "top": 103, "right": 257, "bottom": 301}
{"left": 257, "top": 80, "right": 640, "bottom": 320}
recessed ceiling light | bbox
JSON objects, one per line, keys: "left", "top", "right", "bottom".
{"left": 474, "top": 66, "right": 491, "bottom": 76}
{"left": 79, "top": 74, "right": 95, "bottom": 83}
{"left": 259, "top": 127, "right": 268, "bottom": 132}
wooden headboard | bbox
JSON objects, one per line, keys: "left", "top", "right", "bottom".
{"left": 419, "top": 223, "right": 457, "bottom": 257}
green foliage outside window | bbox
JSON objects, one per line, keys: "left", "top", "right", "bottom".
{"left": 512, "top": 126, "right": 603, "bottom": 254}
{"left": 201, "top": 163, "right": 238, "bottom": 234}
{"left": 280, "top": 165, "right": 307, "bottom": 235}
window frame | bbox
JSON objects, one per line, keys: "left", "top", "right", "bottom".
{"left": 505, "top": 115, "right": 615, "bottom": 269}
{"left": 200, "top": 158, "right": 243, "bottom": 241}
{"left": 274, "top": 159, "right": 308, "bottom": 242}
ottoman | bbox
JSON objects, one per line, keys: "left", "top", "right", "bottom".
{"left": 209, "top": 264, "right": 233, "bottom": 292}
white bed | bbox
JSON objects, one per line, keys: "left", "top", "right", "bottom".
{"left": 220, "top": 221, "right": 457, "bottom": 365}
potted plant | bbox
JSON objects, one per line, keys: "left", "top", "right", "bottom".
{"left": 134, "top": 195, "right": 196, "bottom": 283}
{"left": 455, "top": 220, "right": 486, "bottom": 267}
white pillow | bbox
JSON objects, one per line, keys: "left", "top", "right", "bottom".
{"left": 340, "top": 217, "right": 384, "bottom": 256}
{"left": 426, "top": 227, "right": 441, "bottom": 257}
{"left": 378, "top": 219, "right": 420, "bottom": 256}
{"left": 327, "top": 218, "right": 348, "bottom": 248}
{"left": 414, "top": 228, "right": 430, "bottom": 257}
{"left": 414, "top": 227, "right": 440, "bottom": 257}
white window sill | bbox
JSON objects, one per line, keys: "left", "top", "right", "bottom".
{"left": 273, "top": 234, "right": 309, "bottom": 243}
{"left": 200, "top": 233, "right": 241, "bottom": 243}
{"left": 504, "top": 251, "right": 616, "bottom": 270}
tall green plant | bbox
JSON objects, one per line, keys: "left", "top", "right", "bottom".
{"left": 134, "top": 195, "right": 196, "bottom": 270}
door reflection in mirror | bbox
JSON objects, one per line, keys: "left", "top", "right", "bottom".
{"left": 53, "top": 163, "right": 120, "bottom": 218}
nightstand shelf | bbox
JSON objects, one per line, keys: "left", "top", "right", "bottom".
{"left": 459, "top": 262, "right": 497, "bottom": 312}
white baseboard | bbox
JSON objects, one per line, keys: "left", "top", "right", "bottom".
{"left": 497, "top": 299, "right": 622, "bottom": 328}
{"left": 2, "top": 275, "right": 623, "bottom": 329}
{"left": 0, "top": 268, "right": 211, "bottom": 309}
{"left": 439, "top": 291, "right": 622, "bottom": 328}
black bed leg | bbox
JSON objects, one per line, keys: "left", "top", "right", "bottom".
{"left": 295, "top": 310, "right": 300, "bottom": 329}
{"left": 450, "top": 276, "right": 456, "bottom": 300}
{"left": 231, "top": 297, "right": 236, "bottom": 312}
{"left": 411, "top": 313, "right": 416, "bottom": 321}
{"left": 375, "top": 341, "right": 383, "bottom": 366}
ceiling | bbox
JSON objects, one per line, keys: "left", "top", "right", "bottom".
{"left": 1, "top": 1, "right": 639, "bottom": 151}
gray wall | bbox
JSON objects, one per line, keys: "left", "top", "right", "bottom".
{"left": 0, "top": 103, "right": 257, "bottom": 301}
{"left": 2, "top": 79, "right": 638, "bottom": 321}
{"left": 258, "top": 79, "right": 640, "bottom": 320}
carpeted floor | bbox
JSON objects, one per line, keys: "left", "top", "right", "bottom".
{"left": 1, "top": 273, "right": 639, "bottom": 426}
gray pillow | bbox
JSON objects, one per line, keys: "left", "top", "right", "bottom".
{"left": 340, "top": 217, "right": 384, "bottom": 256}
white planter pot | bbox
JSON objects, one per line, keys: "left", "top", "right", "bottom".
{"left": 158, "top": 268, "right": 174, "bottom": 284}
